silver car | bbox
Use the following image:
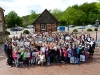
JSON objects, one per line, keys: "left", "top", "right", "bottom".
{"left": 27, "top": 25, "right": 34, "bottom": 28}
{"left": 78, "top": 26, "right": 85, "bottom": 29}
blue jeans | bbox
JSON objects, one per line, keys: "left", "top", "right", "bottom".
{"left": 58, "top": 56, "right": 62, "bottom": 63}
{"left": 64, "top": 57, "right": 68, "bottom": 63}
{"left": 47, "top": 57, "right": 50, "bottom": 65}
{"left": 14, "top": 59, "right": 19, "bottom": 66}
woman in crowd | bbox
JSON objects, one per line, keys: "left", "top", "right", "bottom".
{"left": 6, "top": 43, "right": 13, "bottom": 67}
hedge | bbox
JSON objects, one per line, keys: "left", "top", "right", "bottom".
{"left": 87, "top": 28, "right": 93, "bottom": 31}
{"left": 23, "top": 30, "right": 30, "bottom": 34}
{"left": 73, "top": 29, "right": 78, "bottom": 32}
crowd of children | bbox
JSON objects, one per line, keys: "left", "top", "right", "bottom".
{"left": 4, "top": 32, "right": 96, "bottom": 67}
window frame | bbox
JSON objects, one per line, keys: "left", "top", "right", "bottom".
{"left": 40, "top": 24, "right": 46, "bottom": 30}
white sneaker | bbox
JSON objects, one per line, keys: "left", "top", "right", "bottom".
{"left": 9, "top": 66, "right": 12, "bottom": 68}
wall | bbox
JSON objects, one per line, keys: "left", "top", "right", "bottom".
{"left": 35, "top": 23, "right": 57, "bottom": 33}
{"left": 35, "top": 24, "right": 40, "bottom": 32}
{"left": 0, "top": 33, "right": 8, "bottom": 43}
{"left": 0, "top": 10, "right": 5, "bottom": 33}
{"left": 51, "top": 23, "right": 57, "bottom": 32}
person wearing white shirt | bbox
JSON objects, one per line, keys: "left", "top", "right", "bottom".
{"left": 38, "top": 51, "right": 46, "bottom": 66}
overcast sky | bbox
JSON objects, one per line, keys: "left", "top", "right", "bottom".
{"left": 0, "top": 0, "right": 97, "bottom": 17}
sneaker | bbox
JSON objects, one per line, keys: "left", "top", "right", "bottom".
{"left": 9, "top": 66, "right": 12, "bottom": 68}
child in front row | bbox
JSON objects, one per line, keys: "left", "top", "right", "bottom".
{"left": 12, "top": 49, "right": 19, "bottom": 67}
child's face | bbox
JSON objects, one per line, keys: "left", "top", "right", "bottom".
{"left": 14, "top": 50, "right": 17, "bottom": 52}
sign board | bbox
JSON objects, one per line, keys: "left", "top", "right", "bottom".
{"left": 59, "top": 26, "right": 65, "bottom": 31}
{"left": 57, "top": 26, "right": 67, "bottom": 32}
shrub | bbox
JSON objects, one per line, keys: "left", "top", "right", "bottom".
{"left": 87, "top": 28, "right": 93, "bottom": 31}
{"left": 94, "top": 28, "right": 98, "bottom": 31}
{"left": 23, "top": 30, "right": 29, "bottom": 34}
{"left": 73, "top": 29, "right": 78, "bottom": 32}
{"left": 5, "top": 31, "right": 10, "bottom": 35}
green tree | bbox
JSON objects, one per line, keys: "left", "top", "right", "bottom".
{"left": 28, "top": 10, "right": 39, "bottom": 24}
{"left": 63, "top": 7, "right": 86, "bottom": 25}
{"left": 6, "top": 11, "right": 23, "bottom": 28}
{"left": 79, "top": 2, "right": 97, "bottom": 16}
{"left": 96, "top": 0, "right": 100, "bottom": 11}
{"left": 87, "top": 12, "right": 97, "bottom": 24}
{"left": 51, "top": 9, "right": 64, "bottom": 25}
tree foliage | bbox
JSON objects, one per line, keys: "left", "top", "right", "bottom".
{"left": 6, "top": 2, "right": 100, "bottom": 28}
{"left": 6, "top": 11, "right": 23, "bottom": 28}
{"left": 28, "top": 10, "right": 39, "bottom": 24}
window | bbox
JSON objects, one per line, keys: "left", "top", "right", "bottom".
{"left": 41, "top": 24, "right": 46, "bottom": 30}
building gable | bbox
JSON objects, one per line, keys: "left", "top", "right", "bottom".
{"left": 33, "top": 9, "right": 58, "bottom": 24}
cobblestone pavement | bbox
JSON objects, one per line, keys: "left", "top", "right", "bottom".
{"left": 0, "top": 48, "right": 100, "bottom": 75}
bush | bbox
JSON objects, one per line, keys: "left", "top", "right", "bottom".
{"left": 94, "top": 28, "right": 98, "bottom": 31}
{"left": 87, "top": 28, "right": 93, "bottom": 31}
{"left": 23, "top": 30, "right": 29, "bottom": 34}
{"left": 73, "top": 29, "right": 78, "bottom": 32}
{"left": 5, "top": 31, "right": 10, "bottom": 35}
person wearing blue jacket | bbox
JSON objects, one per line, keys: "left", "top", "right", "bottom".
{"left": 3, "top": 40, "right": 9, "bottom": 64}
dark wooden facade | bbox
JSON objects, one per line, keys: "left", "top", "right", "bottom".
{"left": 32, "top": 9, "right": 58, "bottom": 33}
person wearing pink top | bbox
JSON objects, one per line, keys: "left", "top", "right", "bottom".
{"left": 12, "top": 49, "right": 19, "bottom": 67}
{"left": 63, "top": 47, "right": 68, "bottom": 64}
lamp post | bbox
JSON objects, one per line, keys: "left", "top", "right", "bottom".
{"left": 15, "top": 24, "right": 17, "bottom": 34}
{"left": 95, "top": 19, "right": 99, "bottom": 41}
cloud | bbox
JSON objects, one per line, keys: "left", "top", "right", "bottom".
{"left": 0, "top": 0, "right": 97, "bottom": 17}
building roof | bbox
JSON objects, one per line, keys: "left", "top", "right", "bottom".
{"left": 32, "top": 9, "right": 58, "bottom": 24}
{"left": 0, "top": 7, "right": 5, "bottom": 11}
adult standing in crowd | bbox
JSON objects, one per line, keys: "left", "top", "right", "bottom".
{"left": 6, "top": 43, "right": 13, "bottom": 67}
{"left": 3, "top": 40, "right": 9, "bottom": 65}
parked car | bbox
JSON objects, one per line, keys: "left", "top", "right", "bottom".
{"left": 87, "top": 24, "right": 92, "bottom": 27}
{"left": 78, "top": 26, "right": 85, "bottom": 29}
{"left": 69, "top": 25, "right": 75, "bottom": 28}
{"left": 17, "top": 26, "right": 23, "bottom": 30}
{"left": 27, "top": 25, "right": 34, "bottom": 28}
{"left": 10, "top": 27, "right": 19, "bottom": 31}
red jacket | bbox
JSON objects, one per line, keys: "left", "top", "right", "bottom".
{"left": 12, "top": 52, "right": 18, "bottom": 59}
{"left": 63, "top": 49, "right": 68, "bottom": 57}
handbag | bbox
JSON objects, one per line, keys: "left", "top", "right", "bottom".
{"left": 70, "top": 56, "right": 75, "bottom": 64}
{"left": 80, "top": 55, "right": 85, "bottom": 62}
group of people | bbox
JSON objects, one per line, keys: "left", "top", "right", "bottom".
{"left": 3, "top": 32, "right": 96, "bottom": 68}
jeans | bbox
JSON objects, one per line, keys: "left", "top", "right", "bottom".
{"left": 47, "top": 57, "right": 50, "bottom": 65}
{"left": 58, "top": 56, "right": 62, "bottom": 63}
{"left": 54, "top": 55, "right": 58, "bottom": 63}
{"left": 64, "top": 57, "right": 68, "bottom": 63}
{"left": 14, "top": 59, "right": 19, "bottom": 66}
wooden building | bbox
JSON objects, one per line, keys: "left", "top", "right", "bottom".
{"left": 32, "top": 9, "right": 58, "bottom": 33}
{"left": 0, "top": 7, "right": 5, "bottom": 34}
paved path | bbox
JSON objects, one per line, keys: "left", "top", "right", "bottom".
{"left": 0, "top": 48, "right": 100, "bottom": 75}
{"left": 0, "top": 45, "right": 6, "bottom": 60}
